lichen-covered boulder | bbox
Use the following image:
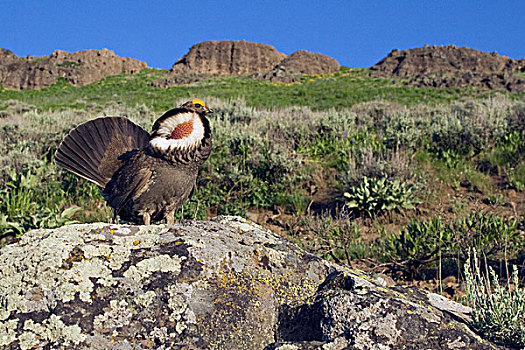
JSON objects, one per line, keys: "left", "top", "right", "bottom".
{"left": 267, "top": 273, "right": 501, "bottom": 350}
{"left": 0, "top": 217, "right": 504, "bottom": 349}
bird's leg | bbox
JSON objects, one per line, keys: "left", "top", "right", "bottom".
{"left": 143, "top": 213, "right": 151, "bottom": 226}
{"left": 111, "top": 210, "right": 118, "bottom": 224}
{"left": 166, "top": 211, "right": 175, "bottom": 225}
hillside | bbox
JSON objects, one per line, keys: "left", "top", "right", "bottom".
{"left": 0, "top": 41, "right": 341, "bottom": 90}
{"left": 2, "top": 42, "right": 524, "bottom": 93}
{"left": 0, "top": 42, "right": 524, "bottom": 348}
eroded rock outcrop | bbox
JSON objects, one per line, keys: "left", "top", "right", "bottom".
{"left": 0, "top": 217, "right": 505, "bottom": 349}
{"left": 0, "top": 48, "right": 147, "bottom": 90}
{"left": 258, "top": 50, "right": 340, "bottom": 83}
{"left": 170, "top": 40, "right": 286, "bottom": 76}
{"left": 370, "top": 45, "right": 525, "bottom": 92}
{"left": 155, "top": 41, "right": 341, "bottom": 86}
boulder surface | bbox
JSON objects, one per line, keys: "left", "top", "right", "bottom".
{"left": 0, "top": 217, "right": 506, "bottom": 349}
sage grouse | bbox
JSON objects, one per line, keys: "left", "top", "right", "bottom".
{"left": 55, "top": 98, "right": 213, "bottom": 225}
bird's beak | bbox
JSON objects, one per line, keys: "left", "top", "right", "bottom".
{"left": 205, "top": 106, "right": 213, "bottom": 114}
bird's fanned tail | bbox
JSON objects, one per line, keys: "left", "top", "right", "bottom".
{"left": 55, "top": 117, "right": 150, "bottom": 187}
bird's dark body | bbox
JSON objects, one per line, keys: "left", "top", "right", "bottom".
{"left": 103, "top": 150, "right": 199, "bottom": 224}
{"left": 55, "top": 99, "right": 213, "bottom": 225}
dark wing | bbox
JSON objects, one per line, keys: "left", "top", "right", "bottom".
{"left": 103, "top": 165, "right": 153, "bottom": 216}
{"left": 55, "top": 117, "right": 150, "bottom": 187}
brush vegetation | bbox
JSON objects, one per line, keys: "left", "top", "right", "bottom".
{"left": 464, "top": 250, "right": 524, "bottom": 348}
{"left": 1, "top": 68, "right": 524, "bottom": 345}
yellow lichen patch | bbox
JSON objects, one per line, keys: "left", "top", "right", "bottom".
{"left": 133, "top": 240, "right": 140, "bottom": 246}
{"left": 376, "top": 286, "right": 390, "bottom": 293}
{"left": 215, "top": 267, "right": 317, "bottom": 306}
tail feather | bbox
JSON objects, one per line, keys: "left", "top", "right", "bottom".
{"left": 56, "top": 140, "right": 106, "bottom": 186}
{"left": 55, "top": 117, "right": 150, "bottom": 187}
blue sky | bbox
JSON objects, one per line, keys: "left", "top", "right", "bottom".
{"left": 1, "top": 1, "right": 524, "bottom": 69}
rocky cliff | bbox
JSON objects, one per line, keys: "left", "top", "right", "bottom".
{"left": 0, "top": 48, "right": 147, "bottom": 90}
{"left": 370, "top": 45, "right": 525, "bottom": 92}
{"left": 255, "top": 50, "right": 341, "bottom": 83}
{"left": 0, "top": 217, "right": 506, "bottom": 349}
{"left": 151, "top": 41, "right": 340, "bottom": 87}
{"left": 171, "top": 40, "right": 286, "bottom": 75}
{"left": 3, "top": 43, "right": 525, "bottom": 92}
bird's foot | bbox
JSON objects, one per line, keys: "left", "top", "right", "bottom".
{"left": 166, "top": 212, "right": 175, "bottom": 225}
{"left": 142, "top": 213, "right": 151, "bottom": 226}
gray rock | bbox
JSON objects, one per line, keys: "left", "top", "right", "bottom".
{"left": 0, "top": 217, "right": 505, "bottom": 349}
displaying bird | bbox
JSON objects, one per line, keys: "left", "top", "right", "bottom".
{"left": 55, "top": 98, "right": 213, "bottom": 225}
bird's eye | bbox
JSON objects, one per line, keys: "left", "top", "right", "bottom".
{"left": 194, "top": 104, "right": 202, "bottom": 108}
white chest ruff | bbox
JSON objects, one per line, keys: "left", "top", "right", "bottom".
{"left": 149, "top": 112, "right": 205, "bottom": 152}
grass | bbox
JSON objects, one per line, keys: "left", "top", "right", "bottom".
{"left": 1, "top": 67, "right": 519, "bottom": 113}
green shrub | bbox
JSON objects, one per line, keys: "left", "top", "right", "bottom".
{"left": 344, "top": 145, "right": 416, "bottom": 186}
{"left": 343, "top": 176, "right": 418, "bottom": 217}
{"left": 499, "top": 130, "right": 525, "bottom": 165}
{"left": 464, "top": 250, "right": 525, "bottom": 348}
{"left": 384, "top": 217, "right": 455, "bottom": 276}
{"left": 383, "top": 213, "right": 522, "bottom": 277}
{"left": 429, "top": 100, "right": 508, "bottom": 161}
{"left": 300, "top": 210, "right": 377, "bottom": 265}
{"left": 380, "top": 110, "right": 429, "bottom": 149}
{"left": 508, "top": 163, "right": 525, "bottom": 191}
{"left": 487, "top": 130, "right": 525, "bottom": 191}
{"left": 0, "top": 163, "right": 80, "bottom": 236}
{"left": 0, "top": 154, "right": 113, "bottom": 237}
{"left": 56, "top": 60, "right": 83, "bottom": 67}
{"left": 451, "top": 213, "right": 522, "bottom": 259}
